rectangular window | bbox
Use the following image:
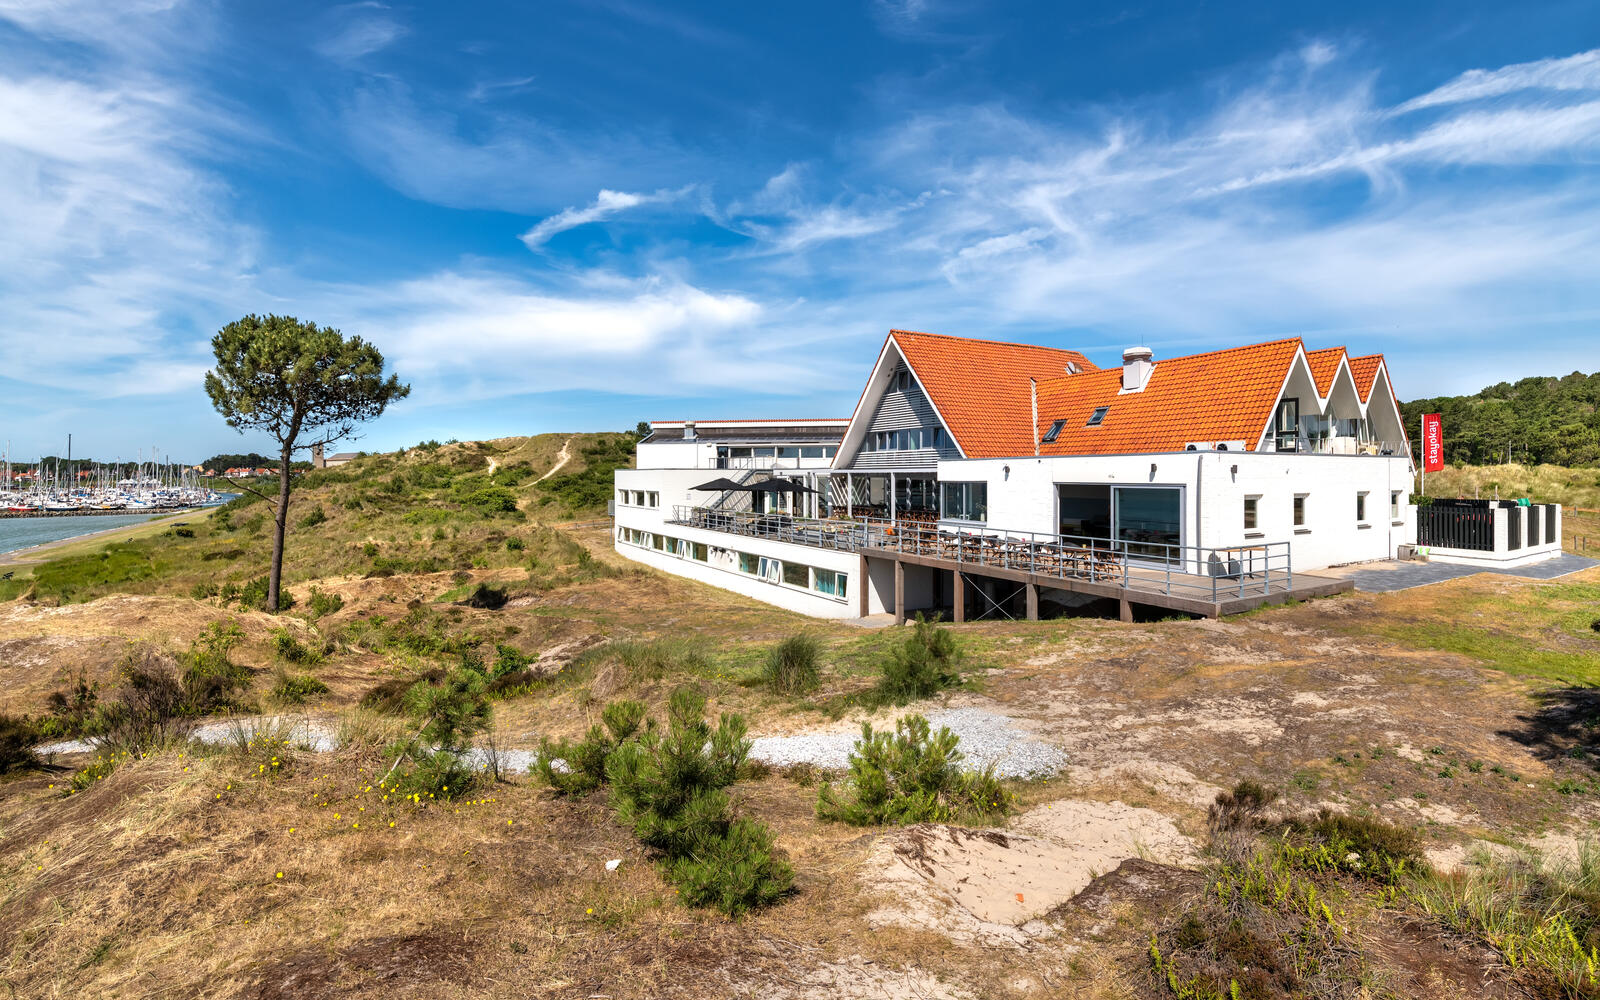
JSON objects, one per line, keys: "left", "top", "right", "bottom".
{"left": 1390, "top": 491, "right": 1401, "bottom": 520}
{"left": 738, "top": 552, "right": 759, "bottom": 574}
{"left": 633, "top": 491, "right": 645, "bottom": 506}
{"left": 690, "top": 542, "right": 708, "bottom": 561}
{"left": 1276, "top": 399, "right": 1300, "bottom": 451}
{"left": 823, "top": 445, "right": 838, "bottom": 458}
{"left": 753, "top": 447, "right": 776, "bottom": 460}
{"left": 1243, "top": 495, "right": 1259, "bottom": 531}
{"left": 782, "top": 562, "right": 809, "bottom": 588}
{"left": 618, "top": 489, "right": 628, "bottom": 505}
{"left": 801, "top": 446, "right": 824, "bottom": 459}
{"left": 647, "top": 491, "right": 659, "bottom": 508}
{"left": 1086, "top": 406, "right": 1109, "bottom": 427}
{"left": 652, "top": 533, "right": 665, "bottom": 551}
{"left": 1042, "top": 419, "right": 1066, "bottom": 443}
{"left": 1356, "top": 492, "right": 1369, "bottom": 523}
{"left": 778, "top": 446, "right": 800, "bottom": 459}
{"left": 813, "top": 568, "right": 848, "bottom": 598}
{"left": 940, "top": 481, "right": 988, "bottom": 522}
{"left": 757, "top": 556, "right": 781, "bottom": 582}
{"left": 1293, "top": 494, "right": 1307, "bottom": 528}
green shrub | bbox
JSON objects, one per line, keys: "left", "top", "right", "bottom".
{"left": 191, "top": 581, "right": 219, "bottom": 600}
{"left": 40, "top": 673, "right": 100, "bottom": 738}
{"left": 238, "top": 575, "right": 293, "bottom": 611}
{"left": 460, "top": 584, "right": 508, "bottom": 609}
{"left": 0, "top": 714, "right": 39, "bottom": 774}
{"left": 464, "top": 485, "right": 518, "bottom": 513}
{"left": 1409, "top": 841, "right": 1600, "bottom": 997}
{"left": 606, "top": 687, "right": 793, "bottom": 916}
{"left": 307, "top": 586, "right": 344, "bottom": 618}
{"left": 763, "top": 634, "right": 820, "bottom": 694}
{"left": 181, "top": 621, "right": 252, "bottom": 709}
{"left": 362, "top": 541, "right": 379, "bottom": 558}
{"left": 533, "top": 699, "right": 647, "bottom": 795}
{"left": 1277, "top": 810, "right": 1422, "bottom": 885}
{"left": 505, "top": 536, "right": 525, "bottom": 552}
{"left": 172, "top": 527, "right": 195, "bottom": 538}
{"left": 297, "top": 505, "right": 328, "bottom": 528}
{"left": 271, "top": 670, "right": 329, "bottom": 705}
{"left": 390, "top": 748, "right": 482, "bottom": 801}
{"left": 816, "top": 714, "right": 1010, "bottom": 826}
{"left": 403, "top": 666, "right": 491, "bottom": 751}
{"left": 877, "top": 615, "right": 963, "bottom": 703}
{"left": 271, "top": 628, "right": 323, "bottom": 665}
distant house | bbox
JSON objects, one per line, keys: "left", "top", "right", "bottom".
{"left": 322, "top": 452, "right": 359, "bottom": 468}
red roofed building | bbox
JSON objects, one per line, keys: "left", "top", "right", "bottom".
{"left": 614, "top": 329, "right": 1558, "bottom": 621}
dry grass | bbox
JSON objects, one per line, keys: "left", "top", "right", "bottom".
{"left": 5, "top": 441, "right": 1600, "bottom": 997}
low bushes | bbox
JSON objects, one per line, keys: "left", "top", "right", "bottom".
{"left": 533, "top": 688, "right": 793, "bottom": 917}
{"left": 876, "top": 615, "right": 963, "bottom": 704}
{"left": 0, "top": 714, "right": 39, "bottom": 774}
{"left": 271, "top": 628, "right": 322, "bottom": 665}
{"left": 533, "top": 699, "right": 646, "bottom": 795}
{"left": 763, "top": 634, "right": 820, "bottom": 694}
{"left": 307, "top": 586, "right": 344, "bottom": 617}
{"left": 815, "top": 714, "right": 1010, "bottom": 825}
{"left": 1409, "top": 844, "right": 1600, "bottom": 997}
{"left": 608, "top": 688, "right": 794, "bottom": 916}
{"left": 271, "top": 671, "right": 329, "bottom": 705}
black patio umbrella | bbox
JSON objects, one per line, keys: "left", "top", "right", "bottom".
{"left": 690, "top": 477, "right": 747, "bottom": 492}
{"left": 752, "top": 478, "right": 818, "bottom": 495}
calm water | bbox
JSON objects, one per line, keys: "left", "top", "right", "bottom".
{"left": 0, "top": 513, "right": 166, "bottom": 555}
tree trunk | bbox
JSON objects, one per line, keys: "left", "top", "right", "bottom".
{"left": 268, "top": 445, "right": 293, "bottom": 613}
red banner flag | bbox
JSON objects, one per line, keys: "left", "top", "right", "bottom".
{"left": 1422, "top": 413, "right": 1444, "bottom": 472}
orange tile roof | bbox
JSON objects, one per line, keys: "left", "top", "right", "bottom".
{"left": 1031, "top": 338, "right": 1305, "bottom": 456}
{"left": 888, "top": 330, "right": 1099, "bottom": 459}
{"left": 1346, "top": 355, "right": 1384, "bottom": 403}
{"left": 1304, "top": 347, "right": 1346, "bottom": 397}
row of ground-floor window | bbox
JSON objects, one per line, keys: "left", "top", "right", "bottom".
{"left": 616, "top": 526, "right": 848, "bottom": 602}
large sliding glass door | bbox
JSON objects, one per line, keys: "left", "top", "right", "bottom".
{"left": 1057, "top": 483, "right": 1183, "bottom": 562}
{"left": 1114, "top": 487, "right": 1182, "bottom": 559}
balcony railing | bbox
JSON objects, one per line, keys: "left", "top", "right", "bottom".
{"left": 666, "top": 506, "right": 1295, "bottom": 603}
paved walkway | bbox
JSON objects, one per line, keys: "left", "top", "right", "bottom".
{"left": 1336, "top": 553, "right": 1600, "bottom": 593}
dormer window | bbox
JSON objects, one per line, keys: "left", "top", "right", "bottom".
{"left": 1042, "top": 419, "right": 1066, "bottom": 443}
{"left": 1086, "top": 407, "right": 1109, "bottom": 427}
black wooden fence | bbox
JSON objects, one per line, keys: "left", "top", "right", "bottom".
{"left": 1418, "top": 505, "right": 1495, "bottom": 551}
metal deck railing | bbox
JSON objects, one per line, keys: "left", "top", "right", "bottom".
{"left": 666, "top": 506, "right": 1294, "bottom": 603}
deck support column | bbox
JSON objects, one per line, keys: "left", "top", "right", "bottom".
{"left": 1119, "top": 597, "right": 1133, "bottom": 623}
{"left": 846, "top": 472, "right": 853, "bottom": 519}
{"left": 858, "top": 554, "right": 869, "bottom": 617}
{"left": 1025, "top": 582, "right": 1039, "bottom": 621}
{"left": 952, "top": 571, "right": 965, "bottom": 623}
{"left": 893, "top": 559, "right": 905, "bottom": 625}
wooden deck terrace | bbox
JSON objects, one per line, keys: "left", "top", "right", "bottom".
{"left": 666, "top": 507, "right": 1352, "bottom": 620}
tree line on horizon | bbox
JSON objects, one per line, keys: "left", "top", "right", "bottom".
{"left": 1402, "top": 369, "right": 1600, "bottom": 468}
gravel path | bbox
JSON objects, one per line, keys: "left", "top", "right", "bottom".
{"left": 748, "top": 707, "right": 1067, "bottom": 779}
{"left": 37, "top": 707, "right": 1068, "bottom": 779}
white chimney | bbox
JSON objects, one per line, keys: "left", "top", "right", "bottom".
{"left": 1121, "top": 346, "right": 1154, "bottom": 392}
{"left": 683, "top": 421, "right": 697, "bottom": 441}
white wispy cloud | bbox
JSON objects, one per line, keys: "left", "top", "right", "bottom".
{"left": 519, "top": 187, "right": 688, "bottom": 249}
{"left": 1398, "top": 48, "right": 1600, "bottom": 112}
{"left": 314, "top": 2, "right": 406, "bottom": 63}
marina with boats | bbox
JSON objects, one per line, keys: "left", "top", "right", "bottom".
{"left": 2, "top": 448, "right": 227, "bottom": 517}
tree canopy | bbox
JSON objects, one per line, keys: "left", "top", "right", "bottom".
{"left": 1402, "top": 370, "right": 1600, "bottom": 467}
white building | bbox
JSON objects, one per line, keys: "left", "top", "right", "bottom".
{"left": 615, "top": 330, "right": 1557, "bottom": 621}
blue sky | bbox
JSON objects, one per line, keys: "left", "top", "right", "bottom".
{"left": 2, "top": 0, "right": 1598, "bottom": 462}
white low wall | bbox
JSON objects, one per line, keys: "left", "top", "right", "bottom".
{"left": 1424, "top": 504, "right": 1563, "bottom": 568}
{"left": 613, "top": 515, "right": 865, "bottom": 618}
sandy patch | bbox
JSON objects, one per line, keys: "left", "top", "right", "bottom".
{"left": 752, "top": 960, "right": 975, "bottom": 1000}
{"left": 863, "top": 799, "right": 1196, "bottom": 946}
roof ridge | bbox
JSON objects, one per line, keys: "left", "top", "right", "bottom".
{"left": 890, "top": 328, "right": 1093, "bottom": 359}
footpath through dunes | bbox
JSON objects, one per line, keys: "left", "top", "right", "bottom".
{"left": 3, "top": 433, "right": 1600, "bottom": 998}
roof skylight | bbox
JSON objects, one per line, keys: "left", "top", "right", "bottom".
{"left": 1086, "top": 406, "right": 1109, "bottom": 427}
{"left": 1041, "top": 418, "right": 1066, "bottom": 443}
